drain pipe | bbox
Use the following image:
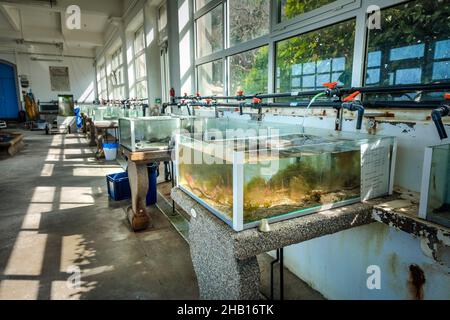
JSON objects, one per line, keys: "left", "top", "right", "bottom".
{"left": 431, "top": 94, "right": 450, "bottom": 140}
{"left": 340, "top": 91, "right": 365, "bottom": 130}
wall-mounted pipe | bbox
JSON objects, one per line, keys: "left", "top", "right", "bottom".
{"left": 173, "top": 82, "right": 450, "bottom": 102}
{"left": 431, "top": 107, "right": 450, "bottom": 140}
{"left": 431, "top": 94, "right": 450, "bottom": 140}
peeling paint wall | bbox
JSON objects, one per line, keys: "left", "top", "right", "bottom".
{"left": 283, "top": 222, "right": 450, "bottom": 300}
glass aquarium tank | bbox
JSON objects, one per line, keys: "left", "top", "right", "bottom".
{"left": 117, "top": 116, "right": 283, "bottom": 152}
{"left": 419, "top": 144, "right": 450, "bottom": 227}
{"left": 176, "top": 127, "right": 397, "bottom": 231}
{"left": 119, "top": 116, "right": 185, "bottom": 151}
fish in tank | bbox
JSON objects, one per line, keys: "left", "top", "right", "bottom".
{"left": 177, "top": 132, "right": 372, "bottom": 230}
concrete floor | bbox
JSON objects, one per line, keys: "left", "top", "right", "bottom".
{"left": 0, "top": 131, "right": 198, "bottom": 300}
{"left": 0, "top": 130, "right": 323, "bottom": 300}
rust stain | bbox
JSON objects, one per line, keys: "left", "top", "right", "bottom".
{"left": 372, "top": 208, "right": 450, "bottom": 261}
{"left": 408, "top": 264, "right": 426, "bottom": 300}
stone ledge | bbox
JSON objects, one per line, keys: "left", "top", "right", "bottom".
{"left": 171, "top": 187, "right": 392, "bottom": 260}
{"left": 372, "top": 199, "right": 450, "bottom": 261}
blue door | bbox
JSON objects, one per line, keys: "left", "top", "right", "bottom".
{"left": 0, "top": 61, "right": 19, "bottom": 120}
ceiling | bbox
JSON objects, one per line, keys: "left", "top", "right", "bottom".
{"left": 0, "top": 0, "right": 127, "bottom": 58}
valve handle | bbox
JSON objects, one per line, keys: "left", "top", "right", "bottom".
{"left": 237, "top": 90, "right": 244, "bottom": 96}
{"left": 343, "top": 91, "right": 361, "bottom": 102}
{"left": 169, "top": 88, "right": 175, "bottom": 97}
{"left": 323, "top": 82, "right": 338, "bottom": 89}
{"left": 205, "top": 99, "right": 212, "bottom": 105}
{"left": 196, "top": 92, "right": 201, "bottom": 97}
{"left": 444, "top": 93, "right": 450, "bottom": 100}
{"left": 253, "top": 97, "right": 262, "bottom": 104}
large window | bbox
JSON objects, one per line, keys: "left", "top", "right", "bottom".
{"left": 195, "top": 0, "right": 269, "bottom": 95}
{"left": 229, "top": 46, "right": 268, "bottom": 95}
{"left": 197, "top": 60, "right": 223, "bottom": 96}
{"left": 109, "top": 47, "right": 125, "bottom": 100}
{"left": 196, "top": 0, "right": 214, "bottom": 11}
{"left": 275, "top": 19, "right": 355, "bottom": 94}
{"left": 196, "top": 4, "right": 224, "bottom": 58}
{"left": 229, "top": 0, "right": 270, "bottom": 46}
{"left": 279, "top": 0, "right": 335, "bottom": 22}
{"left": 365, "top": 0, "right": 450, "bottom": 88}
{"left": 133, "top": 26, "right": 148, "bottom": 99}
{"left": 97, "top": 63, "right": 107, "bottom": 100}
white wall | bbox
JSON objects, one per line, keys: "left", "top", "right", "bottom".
{"left": 0, "top": 52, "right": 95, "bottom": 103}
{"left": 17, "top": 55, "right": 95, "bottom": 103}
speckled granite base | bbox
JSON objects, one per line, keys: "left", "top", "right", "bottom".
{"left": 171, "top": 187, "right": 380, "bottom": 300}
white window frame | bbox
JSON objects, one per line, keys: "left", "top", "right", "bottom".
{"left": 130, "top": 25, "right": 148, "bottom": 99}
{"left": 192, "top": 0, "right": 413, "bottom": 96}
{"left": 109, "top": 46, "right": 125, "bottom": 101}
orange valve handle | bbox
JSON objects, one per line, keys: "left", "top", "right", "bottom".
{"left": 323, "top": 82, "right": 338, "bottom": 89}
{"left": 343, "top": 91, "right": 361, "bottom": 102}
{"left": 237, "top": 90, "right": 244, "bottom": 96}
{"left": 444, "top": 93, "right": 450, "bottom": 100}
{"left": 253, "top": 97, "right": 262, "bottom": 104}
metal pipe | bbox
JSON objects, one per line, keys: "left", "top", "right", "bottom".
{"left": 431, "top": 105, "right": 450, "bottom": 140}
{"left": 270, "top": 250, "right": 279, "bottom": 300}
{"left": 174, "top": 83, "right": 450, "bottom": 102}
{"left": 167, "top": 100, "right": 445, "bottom": 110}
{"left": 280, "top": 248, "right": 284, "bottom": 301}
{"left": 342, "top": 101, "right": 365, "bottom": 130}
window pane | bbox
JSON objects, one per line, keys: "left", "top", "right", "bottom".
{"left": 365, "top": 0, "right": 450, "bottom": 88}
{"left": 280, "top": 0, "right": 335, "bottom": 22}
{"left": 275, "top": 19, "right": 355, "bottom": 95}
{"left": 134, "top": 27, "right": 145, "bottom": 53}
{"left": 229, "top": 0, "right": 269, "bottom": 46}
{"left": 136, "top": 81, "right": 148, "bottom": 99}
{"left": 135, "top": 54, "right": 147, "bottom": 79}
{"left": 197, "top": 60, "right": 223, "bottom": 96}
{"left": 196, "top": 0, "right": 213, "bottom": 11}
{"left": 229, "top": 46, "right": 268, "bottom": 95}
{"left": 196, "top": 5, "right": 223, "bottom": 58}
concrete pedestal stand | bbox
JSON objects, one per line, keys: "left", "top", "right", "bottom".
{"left": 171, "top": 187, "right": 379, "bottom": 300}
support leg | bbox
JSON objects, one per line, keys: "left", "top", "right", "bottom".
{"left": 96, "top": 128, "right": 105, "bottom": 159}
{"left": 189, "top": 205, "right": 260, "bottom": 299}
{"left": 88, "top": 121, "right": 96, "bottom": 147}
{"left": 127, "top": 161, "right": 151, "bottom": 231}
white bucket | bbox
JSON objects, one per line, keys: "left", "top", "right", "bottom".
{"left": 103, "top": 143, "right": 118, "bottom": 161}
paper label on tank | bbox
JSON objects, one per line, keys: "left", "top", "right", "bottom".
{"left": 361, "top": 139, "right": 391, "bottom": 201}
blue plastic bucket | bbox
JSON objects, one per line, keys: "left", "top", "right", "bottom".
{"left": 103, "top": 142, "right": 118, "bottom": 161}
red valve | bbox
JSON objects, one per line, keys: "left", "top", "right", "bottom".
{"left": 205, "top": 98, "right": 212, "bottom": 104}
{"left": 444, "top": 93, "right": 450, "bottom": 100}
{"left": 253, "top": 97, "right": 262, "bottom": 104}
{"left": 343, "top": 91, "right": 361, "bottom": 102}
{"left": 196, "top": 92, "right": 201, "bottom": 97}
{"left": 323, "top": 82, "right": 338, "bottom": 89}
{"left": 170, "top": 88, "right": 175, "bottom": 97}
{"left": 237, "top": 90, "right": 244, "bottom": 96}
